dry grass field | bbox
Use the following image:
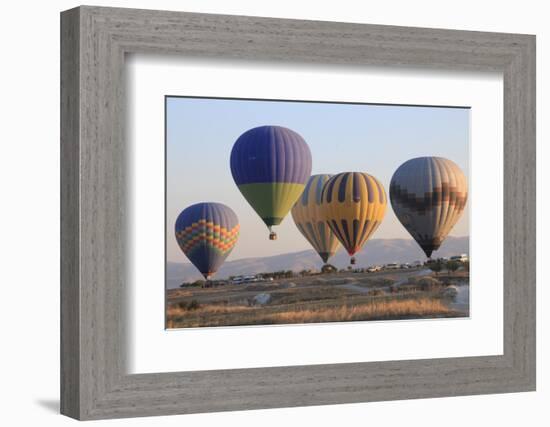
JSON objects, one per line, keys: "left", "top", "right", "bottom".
{"left": 166, "top": 269, "right": 469, "bottom": 329}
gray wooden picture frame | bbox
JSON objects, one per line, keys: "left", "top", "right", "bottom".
{"left": 60, "top": 5, "right": 536, "bottom": 420}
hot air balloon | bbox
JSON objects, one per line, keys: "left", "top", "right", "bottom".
{"left": 291, "top": 174, "right": 341, "bottom": 264}
{"left": 174, "top": 202, "right": 239, "bottom": 280}
{"left": 320, "top": 172, "right": 387, "bottom": 265}
{"left": 230, "top": 125, "right": 312, "bottom": 240}
{"left": 389, "top": 156, "right": 468, "bottom": 258}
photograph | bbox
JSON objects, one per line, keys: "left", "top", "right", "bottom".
{"left": 166, "top": 96, "right": 470, "bottom": 329}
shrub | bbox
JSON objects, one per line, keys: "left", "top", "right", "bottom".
{"left": 446, "top": 261, "right": 460, "bottom": 274}
{"left": 176, "top": 299, "right": 201, "bottom": 311}
{"left": 417, "top": 276, "right": 443, "bottom": 291}
{"left": 321, "top": 264, "right": 337, "bottom": 274}
{"left": 408, "top": 276, "right": 442, "bottom": 291}
{"left": 428, "top": 261, "right": 443, "bottom": 275}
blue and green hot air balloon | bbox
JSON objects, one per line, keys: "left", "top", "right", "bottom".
{"left": 230, "top": 125, "right": 312, "bottom": 240}
{"left": 175, "top": 202, "right": 240, "bottom": 280}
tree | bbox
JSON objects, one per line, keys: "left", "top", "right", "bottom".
{"left": 321, "top": 264, "right": 337, "bottom": 274}
{"left": 446, "top": 260, "right": 459, "bottom": 274}
{"left": 428, "top": 261, "right": 443, "bottom": 275}
{"left": 181, "top": 280, "right": 203, "bottom": 287}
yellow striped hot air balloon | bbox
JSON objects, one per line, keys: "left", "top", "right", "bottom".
{"left": 320, "top": 172, "right": 387, "bottom": 265}
{"left": 291, "top": 174, "right": 341, "bottom": 264}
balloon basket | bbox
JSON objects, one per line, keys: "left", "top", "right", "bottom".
{"left": 350, "top": 257, "right": 356, "bottom": 265}
{"left": 269, "top": 231, "right": 277, "bottom": 240}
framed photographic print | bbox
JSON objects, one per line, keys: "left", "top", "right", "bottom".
{"left": 61, "top": 6, "right": 536, "bottom": 420}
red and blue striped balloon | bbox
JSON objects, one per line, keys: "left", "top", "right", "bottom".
{"left": 175, "top": 203, "right": 240, "bottom": 280}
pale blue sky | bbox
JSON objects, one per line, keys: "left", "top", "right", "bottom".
{"left": 167, "top": 97, "right": 470, "bottom": 262}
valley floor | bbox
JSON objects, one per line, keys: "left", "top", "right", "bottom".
{"left": 166, "top": 268, "right": 469, "bottom": 329}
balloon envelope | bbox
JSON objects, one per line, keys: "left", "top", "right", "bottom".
{"left": 389, "top": 156, "right": 468, "bottom": 258}
{"left": 320, "top": 172, "right": 387, "bottom": 260}
{"left": 175, "top": 202, "right": 239, "bottom": 280}
{"left": 230, "top": 125, "right": 312, "bottom": 237}
{"left": 291, "top": 174, "right": 341, "bottom": 263}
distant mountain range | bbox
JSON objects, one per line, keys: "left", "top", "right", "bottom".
{"left": 166, "top": 236, "right": 469, "bottom": 288}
